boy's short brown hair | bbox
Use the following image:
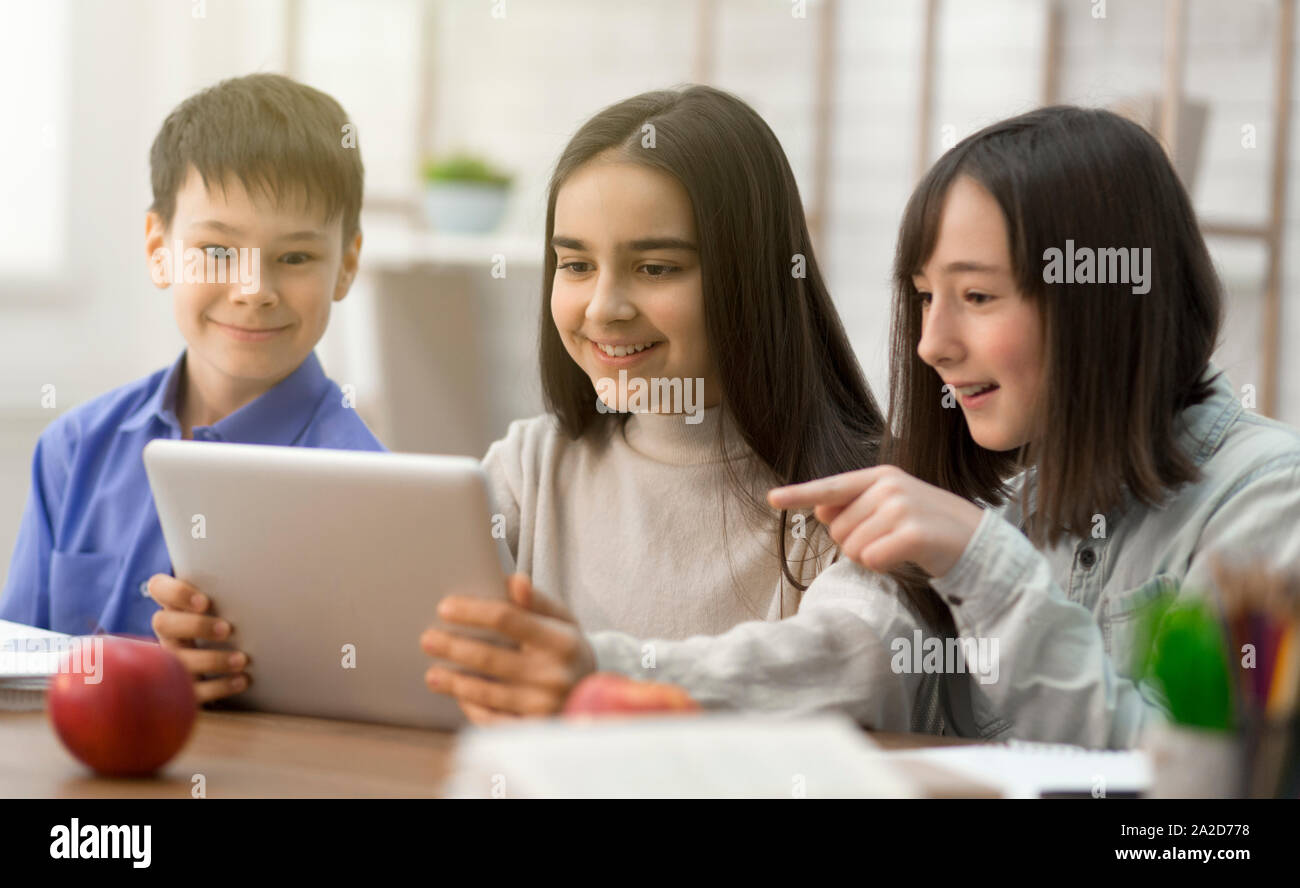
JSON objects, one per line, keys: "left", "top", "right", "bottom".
{"left": 149, "top": 73, "right": 363, "bottom": 243}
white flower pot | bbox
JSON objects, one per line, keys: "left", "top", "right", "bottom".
{"left": 422, "top": 181, "right": 509, "bottom": 234}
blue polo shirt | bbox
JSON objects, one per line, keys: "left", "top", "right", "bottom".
{"left": 0, "top": 349, "right": 386, "bottom": 636}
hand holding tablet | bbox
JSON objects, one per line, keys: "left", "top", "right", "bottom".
{"left": 148, "top": 574, "right": 249, "bottom": 703}
{"left": 144, "top": 440, "right": 511, "bottom": 730}
{"left": 420, "top": 573, "right": 597, "bottom": 723}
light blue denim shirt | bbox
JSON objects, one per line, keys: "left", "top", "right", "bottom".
{"left": 930, "top": 363, "right": 1300, "bottom": 748}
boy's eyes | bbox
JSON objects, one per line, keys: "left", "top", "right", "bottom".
{"left": 557, "top": 261, "right": 593, "bottom": 274}
{"left": 200, "top": 245, "right": 313, "bottom": 265}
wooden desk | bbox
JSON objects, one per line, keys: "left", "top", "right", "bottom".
{"left": 2, "top": 710, "right": 453, "bottom": 798}
{"left": 0, "top": 709, "right": 994, "bottom": 798}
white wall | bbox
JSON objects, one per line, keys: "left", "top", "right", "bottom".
{"left": 404, "top": 0, "right": 1300, "bottom": 421}
{"left": 0, "top": 0, "right": 296, "bottom": 577}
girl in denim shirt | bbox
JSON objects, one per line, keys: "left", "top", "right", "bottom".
{"left": 773, "top": 106, "right": 1300, "bottom": 748}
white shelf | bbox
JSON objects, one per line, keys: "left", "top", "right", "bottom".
{"left": 360, "top": 223, "right": 544, "bottom": 270}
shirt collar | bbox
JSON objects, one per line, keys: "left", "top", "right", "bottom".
{"left": 1172, "top": 361, "right": 1241, "bottom": 468}
{"left": 119, "top": 349, "right": 331, "bottom": 446}
{"left": 1091, "top": 362, "right": 1238, "bottom": 530}
{"left": 1004, "top": 362, "right": 1235, "bottom": 529}
{"left": 119, "top": 350, "right": 186, "bottom": 434}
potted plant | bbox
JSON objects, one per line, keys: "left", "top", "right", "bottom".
{"left": 420, "top": 153, "right": 512, "bottom": 234}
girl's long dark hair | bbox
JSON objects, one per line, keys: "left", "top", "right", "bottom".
{"left": 539, "top": 85, "right": 885, "bottom": 597}
{"left": 885, "top": 105, "right": 1223, "bottom": 628}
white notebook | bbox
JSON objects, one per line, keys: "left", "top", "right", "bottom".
{"left": 0, "top": 618, "right": 72, "bottom": 711}
{"left": 885, "top": 740, "right": 1152, "bottom": 798}
{"left": 446, "top": 713, "right": 920, "bottom": 798}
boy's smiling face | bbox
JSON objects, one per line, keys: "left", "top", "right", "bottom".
{"left": 145, "top": 166, "right": 361, "bottom": 413}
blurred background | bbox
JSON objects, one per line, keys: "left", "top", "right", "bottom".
{"left": 1, "top": 0, "right": 1297, "bottom": 568}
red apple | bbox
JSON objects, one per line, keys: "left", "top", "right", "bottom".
{"left": 47, "top": 635, "right": 197, "bottom": 776}
{"left": 563, "top": 672, "right": 700, "bottom": 717}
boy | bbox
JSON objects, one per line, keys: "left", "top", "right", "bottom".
{"left": 0, "top": 75, "right": 384, "bottom": 700}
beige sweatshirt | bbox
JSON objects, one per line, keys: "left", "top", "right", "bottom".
{"left": 481, "top": 406, "right": 925, "bottom": 729}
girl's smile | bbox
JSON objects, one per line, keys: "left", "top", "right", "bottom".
{"left": 950, "top": 381, "right": 1000, "bottom": 409}
{"left": 588, "top": 338, "right": 663, "bottom": 368}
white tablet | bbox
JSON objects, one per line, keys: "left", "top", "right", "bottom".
{"left": 143, "top": 439, "right": 509, "bottom": 731}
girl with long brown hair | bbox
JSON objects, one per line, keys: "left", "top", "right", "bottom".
{"left": 419, "top": 86, "right": 926, "bottom": 728}
{"left": 773, "top": 106, "right": 1300, "bottom": 747}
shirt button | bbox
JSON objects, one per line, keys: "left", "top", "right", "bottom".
{"left": 1078, "top": 547, "right": 1097, "bottom": 569}
{"left": 139, "top": 580, "right": 151, "bottom": 598}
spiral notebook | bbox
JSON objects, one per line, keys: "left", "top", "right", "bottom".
{"left": 0, "top": 619, "right": 70, "bottom": 711}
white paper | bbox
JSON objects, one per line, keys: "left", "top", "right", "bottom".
{"left": 446, "top": 712, "right": 919, "bottom": 798}
{"left": 885, "top": 741, "right": 1152, "bottom": 798}
{"left": 0, "top": 618, "right": 72, "bottom": 682}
